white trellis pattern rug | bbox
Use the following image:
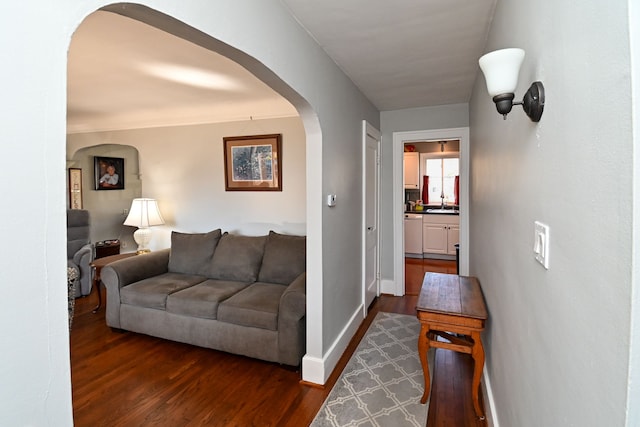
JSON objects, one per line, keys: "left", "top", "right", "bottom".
{"left": 310, "top": 312, "right": 434, "bottom": 427}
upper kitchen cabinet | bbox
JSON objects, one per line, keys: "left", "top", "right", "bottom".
{"left": 404, "top": 152, "right": 419, "bottom": 189}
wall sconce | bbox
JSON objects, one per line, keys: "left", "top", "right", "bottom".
{"left": 123, "top": 198, "right": 165, "bottom": 254}
{"left": 478, "top": 48, "right": 545, "bottom": 122}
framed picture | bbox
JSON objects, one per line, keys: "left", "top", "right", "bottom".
{"left": 94, "top": 156, "right": 125, "bottom": 190}
{"left": 223, "top": 134, "right": 282, "bottom": 191}
{"left": 68, "top": 168, "right": 83, "bottom": 209}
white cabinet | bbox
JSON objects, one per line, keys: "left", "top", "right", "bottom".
{"left": 447, "top": 225, "right": 459, "bottom": 254}
{"left": 423, "top": 214, "right": 459, "bottom": 255}
{"left": 403, "top": 152, "right": 419, "bottom": 189}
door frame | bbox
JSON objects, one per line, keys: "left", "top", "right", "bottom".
{"left": 392, "top": 127, "right": 470, "bottom": 295}
{"left": 362, "top": 120, "right": 381, "bottom": 316}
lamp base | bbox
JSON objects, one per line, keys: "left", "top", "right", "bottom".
{"left": 132, "top": 227, "right": 153, "bottom": 254}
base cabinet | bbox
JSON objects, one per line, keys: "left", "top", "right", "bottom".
{"left": 423, "top": 215, "right": 459, "bottom": 256}
{"left": 422, "top": 223, "right": 448, "bottom": 254}
{"left": 447, "top": 225, "right": 459, "bottom": 254}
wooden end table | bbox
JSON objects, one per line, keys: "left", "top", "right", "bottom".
{"left": 90, "top": 253, "right": 136, "bottom": 313}
{"left": 416, "top": 272, "right": 488, "bottom": 420}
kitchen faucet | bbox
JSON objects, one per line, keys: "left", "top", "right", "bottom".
{"left": 440, "top": 191, "right": 445, "bottom": 209}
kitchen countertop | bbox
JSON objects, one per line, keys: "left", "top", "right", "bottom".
{"left": 405, "top": 209, "right": 459, "bottom": 215}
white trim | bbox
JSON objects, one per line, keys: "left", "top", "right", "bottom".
{"left": 482, "top": 368, "right": 500, "bottom": 427}
{"left": 302, "top": 305, "right": 365, "bottom": 384}
{"left": 302, "top": 115, "right": 324, "bottom": 383}
{"left": 393, "top": 128, "right": 470, "bottom": 295}
{"left": 380, "top": 278, "right": 396, "bottom": 295}
{"left": 362, "top": 121, "right": 381, "bottom": 316}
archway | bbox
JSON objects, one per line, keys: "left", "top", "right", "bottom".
{"left": 67, "top": 3, "right": 323, "bottom": 387}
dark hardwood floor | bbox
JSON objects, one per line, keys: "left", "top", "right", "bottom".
{"left": 70, "top": 259, "right": 485, "bottom": 426}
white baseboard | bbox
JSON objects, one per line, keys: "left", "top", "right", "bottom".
{"left": 301, "top": 305, "right": 365, "bottom": 385}
{"left": 482, "top": 367, "right": 499, "bottom": 427}
{"left": 380, "top": 278, "right": 398, "bottom": 296}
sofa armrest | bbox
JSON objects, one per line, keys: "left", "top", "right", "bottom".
{"left": 101, "top": 249, "right": 170, "bottom": 328}
{"left": 102, "top": 249, "right": 170, "bottom": 290}
{"left": 72, "top": 244, "right": 93, "bottom": 296}
{"left": 279, "top": 272, "right": 306, "bottom": 321}
{"left": 72, "top": 243, "right": 93, "bottom": 265}
{"left": 277, "top": 272, "right": 306, "bottom": 365}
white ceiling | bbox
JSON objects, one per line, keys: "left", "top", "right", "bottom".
{"left": 67, "top": 1, "right": 496, "bottom": 133}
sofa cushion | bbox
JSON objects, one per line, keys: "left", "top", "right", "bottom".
{"left": 120, "top": 273, "right": 207, "bottom": 310}
{"left": 217, "top": 283, "right": 287, "bottom": 331}
{"left": 166, "top": 279, "right": 251, "bottom": 320}
{"left": 258, "top": 231, "right": 306, "bottom": 285}
{"left": 168, "top": 229, "right": 222, "bottom": 276}
{"left": 208, "top": 233, "right": 267, "bottom": 282}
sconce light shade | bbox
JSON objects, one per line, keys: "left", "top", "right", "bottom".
{"left": 123, "top": 198, "right": 165, "bottom": 254}
{"left": 478, "top": 48, "right": 524, "bottom": 96}
{"left": 478, "top": 48, "right": 545, "bottom": 122}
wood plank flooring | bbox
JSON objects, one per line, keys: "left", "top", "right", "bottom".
{"left": 70, "top": 259, "right": 486, "bottom": 426}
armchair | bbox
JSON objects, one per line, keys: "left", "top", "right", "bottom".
{"left": 67, "top": 209, "right": 93, "bottom": 297}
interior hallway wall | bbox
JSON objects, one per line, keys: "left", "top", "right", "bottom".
{"left": 468, "top": 1, "right": 635, "bottom": 426}
{"left": 379, "top": 103, "right": 469, "bottom": 280}
{"left": 0, "top": 1, "right": 378, "bottom": 424}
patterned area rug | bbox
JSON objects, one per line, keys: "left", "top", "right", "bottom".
{"left": 311, "top": 312, "right": 434, "bottom": 427}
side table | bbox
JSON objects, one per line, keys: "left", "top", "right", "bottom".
{"left": 95, "top": 240, "right": 120, "bottom": 259}
{"left": 416, "top": 272, "right": 488, "bottom": 420}
{"left": 90, "top": 253, "right": 136, "bottom": 313}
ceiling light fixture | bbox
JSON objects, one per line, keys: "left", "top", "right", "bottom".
{"left": 478, "top": 48, "right": 545, "bottom": 122}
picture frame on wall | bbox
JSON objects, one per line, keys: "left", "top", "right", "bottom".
{"left": 94, "top": 156, "right": 125, "bottom": 190}
{"left": 68, "top": 168, "right": 83, "bottom": 209}
{"left": 223, "top": 134, "right": 282, "bottom": 191}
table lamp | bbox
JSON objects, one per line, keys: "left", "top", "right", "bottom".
{"left": 123, "top": 198, "right": 165, "bottom": 254}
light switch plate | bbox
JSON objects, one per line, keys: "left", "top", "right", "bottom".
{"left": 534, "top": 221, "right": 550, "bottom": 269}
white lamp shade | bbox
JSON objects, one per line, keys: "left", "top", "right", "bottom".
{"left": 123, "top": 198, "right": 165, "bottom": 228}
{"left": 478, "top": 48, "right": 525, "bottom": 96}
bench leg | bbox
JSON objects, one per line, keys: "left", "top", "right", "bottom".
{"left": 418, "top": 323, "right": 432, "bottom": 404}
{"left": 470, "top": 331, "right": 486, "bottom": 419}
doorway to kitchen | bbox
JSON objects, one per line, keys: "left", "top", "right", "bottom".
{"left": 392, "top": 128, "right": 469, "bottom": 296}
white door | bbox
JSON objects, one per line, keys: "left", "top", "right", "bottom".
{"left": 363, "top": 121, "right": 380, "bottom": 315}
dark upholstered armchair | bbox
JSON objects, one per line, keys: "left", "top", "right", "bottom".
{"left": 67, "top": 209, "right": 93, "bottom": 297}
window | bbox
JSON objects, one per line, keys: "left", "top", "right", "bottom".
{"left": 422, "top": 156, "right": 459, "bottom": 205}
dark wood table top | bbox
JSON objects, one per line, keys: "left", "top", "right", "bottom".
{"left": 90, "top": 252, "right": 136, "bottom": 269}
{"left": 416, "top": 272, "right": 487, "bottom": 320}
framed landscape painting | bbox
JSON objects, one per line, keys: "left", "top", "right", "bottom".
{"left": 223, "top": 134, "right": 282, "bottom": 191}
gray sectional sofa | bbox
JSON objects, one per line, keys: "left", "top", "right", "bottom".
{"left": 101, "top": 229, "right": 306, "bottom": 366}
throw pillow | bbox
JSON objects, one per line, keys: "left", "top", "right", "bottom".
{"left": 258, "top": 231, "right": 306, "bottom": 285}
{"left": 208, "top": 233, "right": 267, "bottom": 282}
{"left": 168, "top": 229, "right": 222, "bottom": 276}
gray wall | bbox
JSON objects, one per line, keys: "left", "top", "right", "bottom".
{"left": 468, "top": 1, "right": 635, "bottom": 426}
{"left": 1, "top": 1, "right": 378, "bottom": 424}
{"left": 68, "top": 144, "right": 142, "bottom": 251}
{"left": 379, "top": 103, "right": 468, "bottom": 278}
{"left": 68, "top": 117, "right": 306, "bottom": 247}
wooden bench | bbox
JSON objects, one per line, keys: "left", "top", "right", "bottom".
{"left": 416, "top": 272, "right": 488, "bottom": 420}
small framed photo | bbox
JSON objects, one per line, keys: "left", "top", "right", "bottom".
{"left": 223, "top": 134, "right": 282, "bottom": 191}
{"left": 68, "top": 168, "right": 83, "bottom": 209}
{"left": 94, "top": 156, "right": 125, "bottom": 190}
